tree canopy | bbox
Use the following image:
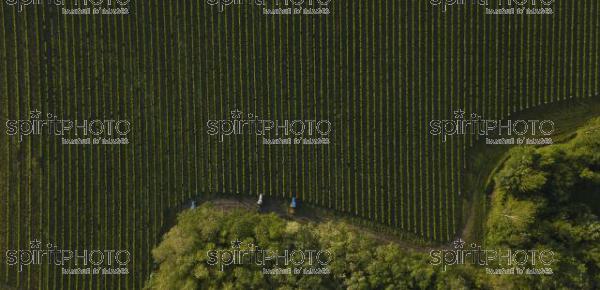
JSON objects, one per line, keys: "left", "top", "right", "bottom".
{"left": 146, "top": 118, "right": 600, "bottom": 290}
{"left": 144, "top": 204, "right": 470, "bottom": 290}
{"left": 486, "top": 117, "right": 600, "bottom": 289}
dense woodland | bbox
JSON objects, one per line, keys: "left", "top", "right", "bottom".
{"left": 147, "top": 118, "right": 600, "bottom": 289}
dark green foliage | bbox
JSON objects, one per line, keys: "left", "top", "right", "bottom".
{"left": 148, "top": 116, "right": 600, "bottom": 290}
{"left": 495, "top": 147, "right": 548, "bottom": 196}
{"left": 145, "top": 203, "right": 459, "bottom": 290}
{"left": 146, "top": 204, "right": 334, "bottom": 289}
{"left": 486, "top": 118, "right": 600, "bottom": 289}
